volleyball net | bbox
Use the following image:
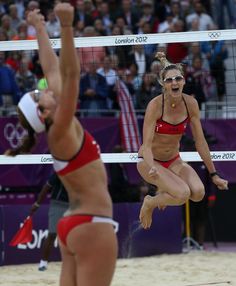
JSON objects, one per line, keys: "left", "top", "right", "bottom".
{"left": 0, "top": 29, "right": 236, "bottom": 165}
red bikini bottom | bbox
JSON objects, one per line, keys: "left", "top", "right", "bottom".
{"left": 138, "top": 153, "right": 180, "bottom": 169}
{"left": 57, "top": 214, "right": 119, "bottom": 246}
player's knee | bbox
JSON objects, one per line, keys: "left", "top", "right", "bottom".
{"left": 175, "top": 188, "right": 191, "bottom": 205}
{"left": 190, "top": 187, "right": 205, "bottom": 202}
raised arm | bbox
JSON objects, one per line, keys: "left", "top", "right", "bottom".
{"left": 54, "top": 3, "right": 80, "bottom": 127}
{"left": 189, "top": 98, "right": 228, "bottom": 190}
{"left": 27, "top": 9, "right": 61, "bottom": 97}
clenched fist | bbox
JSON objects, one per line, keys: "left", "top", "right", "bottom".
{"left": 54, "top": 3, "right": 74, "bottom": 27}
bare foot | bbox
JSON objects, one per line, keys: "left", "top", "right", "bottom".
{"left": 139, "top": 195, "right": 155, "bottom": 229}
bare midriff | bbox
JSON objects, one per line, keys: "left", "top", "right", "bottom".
{"left": 139, "top": 133, "right": 181, "bottom": 161}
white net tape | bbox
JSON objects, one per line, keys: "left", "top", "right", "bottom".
{"left": 0, "top": 151, "right": 236, "bottom": 164}
{"left": 0, "top": 29, "right": 235, "bottom": 51}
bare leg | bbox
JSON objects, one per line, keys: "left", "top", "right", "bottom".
{"left": 41, "top": 233, "right": 57, "bottom": 261}
{"left": 137, "top": 159, "right": 192, "bottom": 229}
{"left": 67, "top": 223, "right": 118, "bottom": 286}
{"left": 138, "top": 159, "right": 205, "bottom": 229}
{"left": 171, "top": 162, "right": 205, "bottom": 202}
{"left": 59, "top": 241, "right": 76, "bottom": 286}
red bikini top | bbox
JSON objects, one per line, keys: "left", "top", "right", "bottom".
{"left": 155, "top": 94, "right": 189, "bottom": 135}
{"left": 53, "top": 130, "right": 101, "bottom": 176}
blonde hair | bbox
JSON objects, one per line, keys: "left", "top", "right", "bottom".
{"left": 154, "top": 52, "right": 184, "bottom": 84}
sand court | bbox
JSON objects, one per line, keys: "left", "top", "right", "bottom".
{"left": 0, "top": 251, "right": 236, "bottom": 286}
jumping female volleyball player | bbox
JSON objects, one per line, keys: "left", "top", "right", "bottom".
{"left": 138, "top": 52, "right": 228, "bottom": 229}
{"left": 6, "top": 3, "right": 118, "bottom": 286}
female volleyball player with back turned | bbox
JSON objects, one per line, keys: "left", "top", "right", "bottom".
{"left": 137, "top": 52, "right": 228, "bottom": 229}
{"left": 5, "top": 3, "right": 118, "bottom": 286}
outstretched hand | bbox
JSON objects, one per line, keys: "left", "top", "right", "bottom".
{"left": 54, "top": 3, "right": 74, "bottom": 27}
{"left": 27, "top": 9, "right": 45, "bottom": 27}
{"left": 212, "top": 176, "right": 228, "bottom": 190}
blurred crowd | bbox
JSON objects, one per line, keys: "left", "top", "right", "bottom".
{"left": 0, "top": 0, "right": 235, "bottom": 116}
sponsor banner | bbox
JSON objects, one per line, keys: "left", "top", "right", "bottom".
{"left": 0, "top": 203, "right": 182, "bottom": 265}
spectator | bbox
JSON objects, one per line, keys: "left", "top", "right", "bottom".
{"left": 0, "top": 27, "right": 8, "bottom": 41}
{"left": 127, "top": 62, "right": 142, "bottom": 92}
{"left": 80, "top": 59, "right": 109, "bottom": 117}
{"left": 83, "top": 0, "right": 99, "bottom": 22}
{"left": 184, "top": 55, "right": 215, "bottom": 108}
{"left": 13, "top": 0, "right": 25, "bottom": 20}
{"left": 166, "top": 20, "right": 188, "bottom": 63}
{"left": 97, "top": 55, "right": 118, "bottom": 109}
{"left": 5, "top": 51, "right": 22, "bottom": 72}
{"left": 11, "top": 20, "right": 36, "bottom": 40}
{"left": 202, "top": 40, "right": 228, "bottom": 101}
{"left": 189, "top": 17, "right": 200, "bottom": 31}
{"left": 99, "top": 1, "right": 113, "bottom": 35}
{"left": 154, "top": 0, "right": 169, "bottom": 24}
{"left": 15, "top": 57, "right": 37, "bottom": 95}
{"left": 73, "top": 18, "right": 84, "bottom": 37}
{"left": 149, "top": 58, "right": 162, "bottom": 86}
{"left": 74, "top": 0, "right": 94, "bottom": 27}
{"left": 107, "top": 0, "right": 121, "bottom": 23}
{"left": 94, "top": 18, "right": 107, "bottom": 36}
{"left": 0, "top": 51, "right": 20, "bottom": 113}
{"left": 186, "top": 1, "right": 215, "bottom": 31}
{"left": 170, "top": 1, "right": 184, "bottom": 22}
{"left": 138, "top": 0, "right": 156, "bottom": 34}
{"left": 0, "top": 14, "right": 17, "bottom": 39}
{"left": 213, "top": 0, "right": 236, "bottom": 29}
{"left": 117, "top": 68, "right": 136, "bottom": 105}
{"left": 9, "top": 4, "right": 21, "bottom": 31}
{"left": 136, "top": 72, "right": 159, "bottom": 110}
{"left": 157, "top": 12, "right": 174, "bottom": 33}
{"left": 45, "top": 9, "right": 60, "bottom": 38}
{"left": 78, "top": 26, "right": 106, "bottom": 73}
{"left": 26, "top": 1, "right": 39, "bottom": 38}
{"left": 127, "top": 44, "right": 150, "bottom": 75}
{"left": 114, "top": 15, "right": 132, "bottom": 35}
{"left": 118, "top": 0, "right": 139, "bottom": 34}
{"left": 107, "top": 24, "right": 133, "bottom": 71}
{"left": 30, "top": 173, "right": 69, "bottom": 271}
{"left": 138, "top": 21, "right": 156, "bottom": 59}
{"left": 132, "top": 0, "right": 143, "bottom": 19}
{"left": 183, "top": 42, "right": 210, "bottom": 72}
{"left": 0, "top": 1, "right": 7, "bottom": 17}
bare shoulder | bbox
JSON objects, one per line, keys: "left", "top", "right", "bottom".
{"left": 146, "top": 94, "right": 162, "bottom": 111}
{"left": 144, "top": 94, "right": 163, "bottom": 121}
{"left": 183, "top": 93, "right": 199, "bottom": 116}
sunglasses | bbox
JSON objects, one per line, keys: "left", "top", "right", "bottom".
{"left": 163, "top": 75, "right": 184, "bottom": 83}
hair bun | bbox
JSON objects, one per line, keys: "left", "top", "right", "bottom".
{"left": 154, "top": 52, "right": 172, "bottom": 69}
{"left": 154, "top": 52, "right": 166, "bottom": 61}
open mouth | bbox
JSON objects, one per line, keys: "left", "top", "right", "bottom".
{"left": 172, "top": 87, "right": 180, "bottom": 92}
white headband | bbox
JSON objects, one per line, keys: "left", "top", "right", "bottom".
{"left": 18, "top": 92, "right": 46, "bottom": 133}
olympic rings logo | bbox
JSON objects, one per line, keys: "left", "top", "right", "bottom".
{"left": 4, "top": 123, "right": 27, "bottom": 148}
{"left": 208, "top": 31, "right": 221, "bottom": 39}
{"left": 129, "top": 154, "right": 138, "bottom": 161}
{"left": 50, "top": 39, "right": 58, "bottom": 48}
